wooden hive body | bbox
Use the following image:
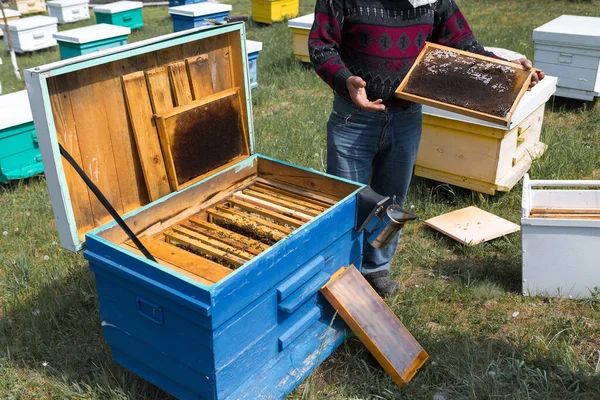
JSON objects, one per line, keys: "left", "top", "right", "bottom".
{"left": 10, "top": 0, "right": 46, "bottom": 14}
{"left": 26, "top": 24, "right": 364, "bottom": 399}
{"left": 416, "top": 73, "right": 557, "bottom": 195}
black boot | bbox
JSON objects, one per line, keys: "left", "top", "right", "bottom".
{"left": 364, "top": 270, "right": 399, "bottom": 298}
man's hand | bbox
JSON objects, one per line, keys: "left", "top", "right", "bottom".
{"left": 511, "top": 58, "right": 545, "bottom": 90}
{"left": 346, "top": 76, "right": 386, "bottom": 112}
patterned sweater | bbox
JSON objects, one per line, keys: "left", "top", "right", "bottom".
{"left": 308, "top": 0, "right": 497, "bottom": 105}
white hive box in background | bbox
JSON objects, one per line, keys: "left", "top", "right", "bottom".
{"left": 1, "top": 16, "right": 58, "bottom": 53}
{"left": 521, "top": 175, "right": 600, "bottom": 298}
{"left": 47, "top": 0, "right": 90, "bottom": 24}
{"left": 0, "top": 8, "right": 21, "bottom": 38}
{"left": 246, "top": 39, "right": 262, "bottom": 89}
{"left": 417, "top": 73, "right": 558, "bottom": 195}
{"left": 533, "top": 15, "right": 600, "bottom": 101}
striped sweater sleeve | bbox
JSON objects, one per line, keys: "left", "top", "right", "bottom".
{"left": 431, "top": 0, "right": 499, "bottom": 59}
{"left": 308, "top": 0, "right": 352, "bottom": 94}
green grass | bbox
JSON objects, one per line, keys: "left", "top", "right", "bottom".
{"left": 1, "top": 0, "right": 600, "bottom": 398}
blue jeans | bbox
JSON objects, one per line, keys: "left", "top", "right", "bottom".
{"left": 326, "top": 94, "right": 422, "bottom": 275}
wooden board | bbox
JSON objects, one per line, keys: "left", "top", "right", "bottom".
{"left": 425, "top": 206, "right": 520, "bottom": 245}
{"left": 121, "top": 71, "right": 172, "bottom": 201}
{"left": 168, "top": 61, "right": 194, "bottom": 106}
{"left": 395, "top": 42, "right": 535, "bottom": 127}
{"left": 186, "top": 54, "right": 215, "bottom": 99}
{"left": 155, "top": 88, "right": 247, "bottom": 190}
{"left": 320, "top": 266, "right": 429, "bottom": 387}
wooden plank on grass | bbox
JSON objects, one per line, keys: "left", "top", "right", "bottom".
{"left": 321, "top": 265, "right": 429, "bottom": 387}
{"left": 424, "top": 206, "right": 520, "bottom": 245}
{"left": 121, "top": 71, "right": 171, "bottom": 201}
{"left": 165, "top": 230, "right": 247, "bottom": 268}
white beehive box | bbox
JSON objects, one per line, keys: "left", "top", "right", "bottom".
{"left": 417, "top": 74, "right": 557, "bottom": 195}
{"left": 522, "top": 174, "right": 600, "bottom": 298}
{"left": 533, "top": 15, "right": 600, "bottom": 101}
{"left": 0, "top": 15, "right": 57, "bottom": 53}
{"left": 0, "top": 8, "right": 21, "bottom": 38}
{"left": 47, "top": 0, "right": 90, "bottom": 24}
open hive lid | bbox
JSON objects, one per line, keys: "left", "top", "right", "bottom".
{"left": 25, "top": 23, "right": 254, "bottom": 252}
{"left": 396, "top": 42, "right": 536, "bottom": 127}
{"left": 287, "top": 13, "right": 314, "bottom": 29}
{"left": 0, "top": 90, "right": 32, "bottom": 131}
{"left": 0, "top": 8, "right": 21, "bottom": 18}
{"left": 4, "top": 16, "right": 58, "bottom": 32}
{"left": 168, "top": 3, "right": 232, "bottom": 17}
{"left": 93, "top": 0, "right": 142, "bottom": 14}
{"left": 533, "top": 15, "right": 600, "bottom": 49}
{"left": 53, "top": 24, "right": 130, "bottom": 44}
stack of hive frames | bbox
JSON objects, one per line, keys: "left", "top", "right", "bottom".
{"left": 122, "top": 178, "right": 337, "bottom": 286}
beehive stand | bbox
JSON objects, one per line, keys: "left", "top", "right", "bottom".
{"left": 396, "top": 42, "right": 535, "bottom": 126}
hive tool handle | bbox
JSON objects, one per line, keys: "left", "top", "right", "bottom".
{"left": 58, "top": 144, "right": 157, "bottom": 263}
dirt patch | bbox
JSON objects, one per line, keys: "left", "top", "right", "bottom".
{"left": 404, "top": 47, "right": 529, "bottom": 118}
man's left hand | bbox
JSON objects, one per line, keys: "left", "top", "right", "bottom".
{"left": 511, "top": 58, "right": 545, "bottom": 90}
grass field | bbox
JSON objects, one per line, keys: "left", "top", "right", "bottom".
{"left": 1, "top": 0, "right": 600, "bottom": 399}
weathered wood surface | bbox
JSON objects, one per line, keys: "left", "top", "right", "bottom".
{"left": 320, "top": 265, "right": 428, "bottom": 387}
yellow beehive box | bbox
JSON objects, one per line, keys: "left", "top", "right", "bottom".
{"left": 251, "top": 0, "right": 297, "bottom": 24}
{"left": 416, "top": 75, "right": 557, "bottom": 195}
{"left": 287, "top": 13, "right": 312, "bottom": 62}
{"left": 11, "top": 0, "right": 46, "bottom": 14}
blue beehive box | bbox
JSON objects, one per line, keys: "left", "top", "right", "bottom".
{"left": 169, "top": 3, "right": 232, "bottom": 32}
{"left": 25, "top": 24, "right": 366, "bottom": 399}
{"left": 246, "top": 40, "right": 262, "bottom": 89}
{"left": 169, "top": 0, "right": 205, "bottom": 8}
{"left": 93, "top": 1, "right": 143, "bottom": 30}
{"left": 0, "top": 90, "right": 43, "bottom": 183}
{"left": 54, "top": 23, "right": 131, "bottom": 59}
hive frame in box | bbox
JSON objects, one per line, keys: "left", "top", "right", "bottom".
{"left": 395, "top": 42, "right": 535, "bottom": 127}
{"left": 26, "top": 23, "right": 367, "bottom": 400}
{"left": 522, "top": 175, "right": 600, "bottom": 298}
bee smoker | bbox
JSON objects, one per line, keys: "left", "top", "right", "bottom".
{"left": 356, "top": 186, "right": 418, "bottom": 249}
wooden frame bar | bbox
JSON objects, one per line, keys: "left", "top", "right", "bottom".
{"left": 232, "top": 192, "right": 312, "bottom": 223}
{"left": 187, "top": 217, "right": 270, "bottom": 254}
{"left": 206, "top": 208, "right": 287, "bottom": 242}
{"left": 228, "top": 197, "right": 304, "bottom": 228}
{"left": 242, "top": 188, "right": 323, "bottom": 215}
{"left": 165, "top": 230, "right": 248, "bottom": 268}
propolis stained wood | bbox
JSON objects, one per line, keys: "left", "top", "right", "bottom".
{"left": 25, "top": 24, "right": 366, "bottom": 399}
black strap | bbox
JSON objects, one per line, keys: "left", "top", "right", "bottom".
{"left": 59, "top": 144, "right": 157, "bottom": 263}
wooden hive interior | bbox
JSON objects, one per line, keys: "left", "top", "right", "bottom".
{"left": 46, "top": 28, "right": 360, "bottom": 286}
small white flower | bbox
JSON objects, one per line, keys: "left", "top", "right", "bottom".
{"left": 43, "top": 255, "right": 50, "bottom": 261}
{"left": 415, "top": 284, "right": 420, "bottom": 288}
{"left": 488, "top": 370, "right": 496, "bottom": 377}
{"left": 52, "top": 241, "right": 58, "bottom": 246}
{"left": 512, "top": 311, "right": 520, "bottom": 318}
{"left": 410, "top": 204, "right": 415, "bottom": 209}
{"left": 14, "top": 227, "right": 18, "bottom": 232}
{"left": 42, "top": 362, "right": 48, "bottom": 367}
{"left": 441, "top": 275, "right": 450, "bottom": 280}
{"left": 25, "top": 212, "right": 31, "bottom": 217}
{"left": 32, "top": 309, "right": 41, "bottom": 316}
{"left": 2, "top": 231, "right": 7, "bottom": 236}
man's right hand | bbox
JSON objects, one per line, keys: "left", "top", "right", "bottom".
{"left": 346, "top": 76, "right": 386, "bottom": 112}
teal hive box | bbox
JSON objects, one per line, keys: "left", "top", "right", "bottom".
{"left": 0, "top": 91, "right": 43, "bottom": 183}
{"left": 25, "top": 24, "right": 366, "bottom": 399}
{"left": 94, "top": 1, "right": 143, "bottom": 30}
{"left": 54, "top": 23, "right": 130, "bottom": 59}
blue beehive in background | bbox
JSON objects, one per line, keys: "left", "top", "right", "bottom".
{"left": 54, "top": 24, "right": 130, "bottom": 59}
{"left": 25, "top": 24, "right": 366, "bottom": 399}
{"left": 94, "top": 1, "right": 144, "bottom": 30}
{"left": 0, "top": 91, "right": 43, "bottom": 183}
{"left": 246, "top": 39, "right": 262, "bottom": 89}
{"left": 168, "top": 0, "right": 205, "bottom": 8}
{"left": 169, "top": 3, "right": 232, "bottom": 32}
